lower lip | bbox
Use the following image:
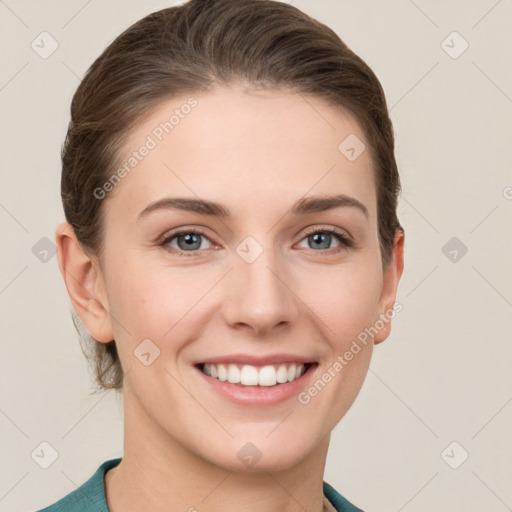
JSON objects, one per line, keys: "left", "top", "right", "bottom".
{"left": 193, "top": 364, "right": 319, "bottom": 407}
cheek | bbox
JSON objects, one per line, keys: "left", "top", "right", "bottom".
{"left": 105, "top": 259, "right": 214, "bottom": 344}
{"left": 298, "top": 261, "right": 383, "bottom": 345}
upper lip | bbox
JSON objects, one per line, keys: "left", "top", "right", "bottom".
{"left": 194, "top": 353, "right": 317, "bottom": 366}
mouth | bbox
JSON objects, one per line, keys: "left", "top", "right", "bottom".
{"left": 194, "top": 361, "right": 318, "bottom": 388}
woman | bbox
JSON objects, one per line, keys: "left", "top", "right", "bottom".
{"left": 38, "top": 0, "right": 405, "bottom": 510}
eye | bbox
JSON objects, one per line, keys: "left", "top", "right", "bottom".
{"left": 160, "top": 229, "right": 213, "bottom": 256}
{"left": 297, "top": 227, "right": 353, "bottom": 253}
{"left": 159, "top": 226, "right": 354, "bottom": 257}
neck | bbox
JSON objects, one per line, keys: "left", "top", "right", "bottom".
{"left": 105, "top": 387, "right": 331, "bottom": 512}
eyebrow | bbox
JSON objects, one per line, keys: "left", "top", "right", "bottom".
{"left": 137, "top": 193, "right": 369, "bottom": 222}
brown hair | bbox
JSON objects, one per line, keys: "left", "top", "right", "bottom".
{"left": 61, "top": 0, "right": 403, "bottom": 393}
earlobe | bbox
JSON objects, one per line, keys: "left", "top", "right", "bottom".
{"left": 55, "top": 222, "right": 114, "bottom": 343}
{"left": 373, "top": 229, "right": 405, "bottom": 345}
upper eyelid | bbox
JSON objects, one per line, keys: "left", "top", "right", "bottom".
{"left": 301, "top": 225, "right": 351, "bottom": 239}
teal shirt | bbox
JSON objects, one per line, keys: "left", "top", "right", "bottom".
{"left": 35, "top": 457, "right": 363, "bottom": 512}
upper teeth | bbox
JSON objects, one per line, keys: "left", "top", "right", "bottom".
{"left": 202, "top": 363, "right": 307, "bottom": 387}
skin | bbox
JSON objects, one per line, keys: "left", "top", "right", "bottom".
{"left": 56, "top": 85, "right": 404, "bottom": 512}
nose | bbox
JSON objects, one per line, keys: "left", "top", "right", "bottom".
{"left": 221, "top": 244, "right": 299, "bottom": 336}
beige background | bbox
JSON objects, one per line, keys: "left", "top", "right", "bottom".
{"left": 1, "top": 1, "right": 511, "bottom": 510}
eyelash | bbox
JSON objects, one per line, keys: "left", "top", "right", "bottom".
{"left": 159, "top": 226, "right": 354, "bottom": 257}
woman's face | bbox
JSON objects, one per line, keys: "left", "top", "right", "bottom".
{"left": 89, "top": 86, "right": 403, "bottom": 471}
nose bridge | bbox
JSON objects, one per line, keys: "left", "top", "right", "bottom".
{"left": 222, "top": 235, "right": 296, "bottom": 333}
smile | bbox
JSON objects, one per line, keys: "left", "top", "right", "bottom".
{"left": 192, "top": 354, "right": 320, "bottom": 406}
{"left": 198, "top": 362, "right": 314, "bottom": 387}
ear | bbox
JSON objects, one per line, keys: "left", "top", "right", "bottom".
{"left": 55, "top": 222, "right": 114, "bottom": 343}
{"left": 373, "top": 228, "right": 405, "bottom": 345}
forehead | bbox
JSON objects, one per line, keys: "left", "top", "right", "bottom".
{"left": 108, "top": 86, "right": 377, "bottom": 223}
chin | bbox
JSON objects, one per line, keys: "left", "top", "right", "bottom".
{"left": 198, "top": 434, "right": 316, "bottom": 474}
